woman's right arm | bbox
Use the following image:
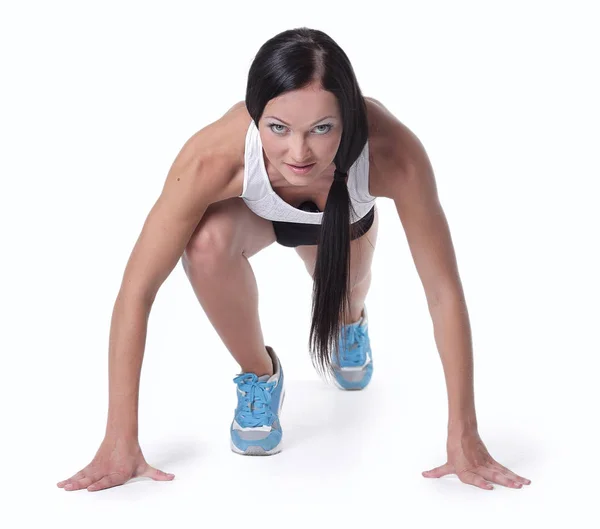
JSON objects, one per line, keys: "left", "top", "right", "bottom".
{"left": 58, "top": 123, "right": 241, "bottom": 492}
{"left": 105, "top": 135, "right": 238, "bottom": 441}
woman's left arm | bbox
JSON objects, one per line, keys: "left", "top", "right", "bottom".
{"left": 375, "top": 108, "right": 531, "bottom": 490}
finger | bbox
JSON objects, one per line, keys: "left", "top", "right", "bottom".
{"left": 65, "top": 476, "right": 96, "bottom": 490}
{"left": 64, "top": 473, "right": 100, "bottom": 491}
{"left": 476, "top": 466, "right": 523, "bottom": 489}
{"left": 422, "top": 463, "right": 452, "bottom": 478}
{"left": 87, "top": 473, "right": 126, "bottom": 492}
{"left": 63, "top": 472, "right": 94, "bottom": 491}
{"left": 490, "top": 462, "right": 531, "bottom": 485}
{"left": 142, "top": 466, "right": 175, "bottom": 481}
{"left": 458, "top": 469, "right": 494, "bottom": 490}
{"left": 63, "top": 468, "right": 103, "bottom": 490}
{"left": 58, "top": 471, "right": 86, "bottom": 488}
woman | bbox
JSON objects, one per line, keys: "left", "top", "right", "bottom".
{"left": 57, "top": 27, "right": 531, "bottom": 492}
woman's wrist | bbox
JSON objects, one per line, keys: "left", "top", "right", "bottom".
{"left": 447, "top": 415, "right": 478, "bottom": 438}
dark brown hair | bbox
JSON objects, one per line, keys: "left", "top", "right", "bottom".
{"left": 245, "top": 27, "right": 368, "bottom": 381}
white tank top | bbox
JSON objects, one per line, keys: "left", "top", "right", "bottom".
{"left": 239, "top": 120, "right": 376, "bottom": 224}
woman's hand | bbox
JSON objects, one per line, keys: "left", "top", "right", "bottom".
{"left": 422, "top": 429, "right": 531, "bottom": 490}
{"left": 57, "top": 437, "right": 175, "bottom": 492}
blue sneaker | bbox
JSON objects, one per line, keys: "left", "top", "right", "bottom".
{"left": 230, "top": 346, "right": 285, "bottom": 455}
{"left": 331, "top": 305, "right": 373, "bottom": 390}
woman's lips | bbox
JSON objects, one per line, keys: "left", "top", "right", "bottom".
{"left": 287, "top": 162, "right": 315, "bottom": 174}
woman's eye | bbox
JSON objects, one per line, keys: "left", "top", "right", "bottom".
{"left": 269, "top": 124, "right": 287, "bottom": 134}
{"left": 314, "top": 124, "right": 332, "bottom": 134}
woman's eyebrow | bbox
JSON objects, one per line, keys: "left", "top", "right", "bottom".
{"left": 264, "top": 115, "right": 337, "bottom": 126}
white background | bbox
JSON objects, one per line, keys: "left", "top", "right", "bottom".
{"left": 1, "top": 0, "right": 598, "bottom": 526}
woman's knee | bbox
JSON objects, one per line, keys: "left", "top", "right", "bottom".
{"left": 183, "top": 203, "right": 241, "bottom": 272}
{"left": 182, "top": 198, "right": 275, "bottom": 273}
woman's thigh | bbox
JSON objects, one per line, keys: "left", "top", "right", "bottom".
{"left": 183, "top": 197, "right": 276, "bottom": 263}
{"left": 295, "top": 206, "right": 379, "bottom": 289}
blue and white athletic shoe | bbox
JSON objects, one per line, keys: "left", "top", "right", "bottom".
{"left": 331, "top": 305, "right": 373, "bottom": 390}
{"left": 230, "top": 346, "right": 285, "bottom": 455}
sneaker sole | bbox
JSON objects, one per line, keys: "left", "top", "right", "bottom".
{"left": 230, "top": 387, "right": 286, "bottom": 456}
{"left": 230, "top": 440, "right": 283, "bottom": 456}
{"left": 332, "top": 376, "right": 367, "bottom": 391}
{"left": 332, "top": 364, "right": 372, "bottom": 391}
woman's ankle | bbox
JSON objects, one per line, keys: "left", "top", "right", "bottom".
{"left": 240, "top": 348, "right": 274, "bottom": 377}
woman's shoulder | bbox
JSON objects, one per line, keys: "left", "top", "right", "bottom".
{"left": 182, "top": 101, "right": 252, "bottom": 202}
{"left": 364, "top": 96, "right": 416, "bottom": 198}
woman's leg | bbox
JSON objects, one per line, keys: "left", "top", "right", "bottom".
{"left": 294, "top": 207, "right": 379, "bottom": 323}
{"left": 181, "top": 197, "right": 277, "bottom": 376}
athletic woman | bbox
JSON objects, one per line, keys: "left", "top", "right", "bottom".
{"left": 57, "top": 27, "right": 531, "bottom": 492}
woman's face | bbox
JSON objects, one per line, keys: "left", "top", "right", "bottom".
{"left": 259, "top": 82, "right": 342, "bottom": 186}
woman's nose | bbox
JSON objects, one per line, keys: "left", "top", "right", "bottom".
{"left": 289, "top": 144, "right": 311, "bottom": 162}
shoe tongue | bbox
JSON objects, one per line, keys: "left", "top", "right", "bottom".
{"left": 257, "top": 374, "right": 270, "bottom": 382}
